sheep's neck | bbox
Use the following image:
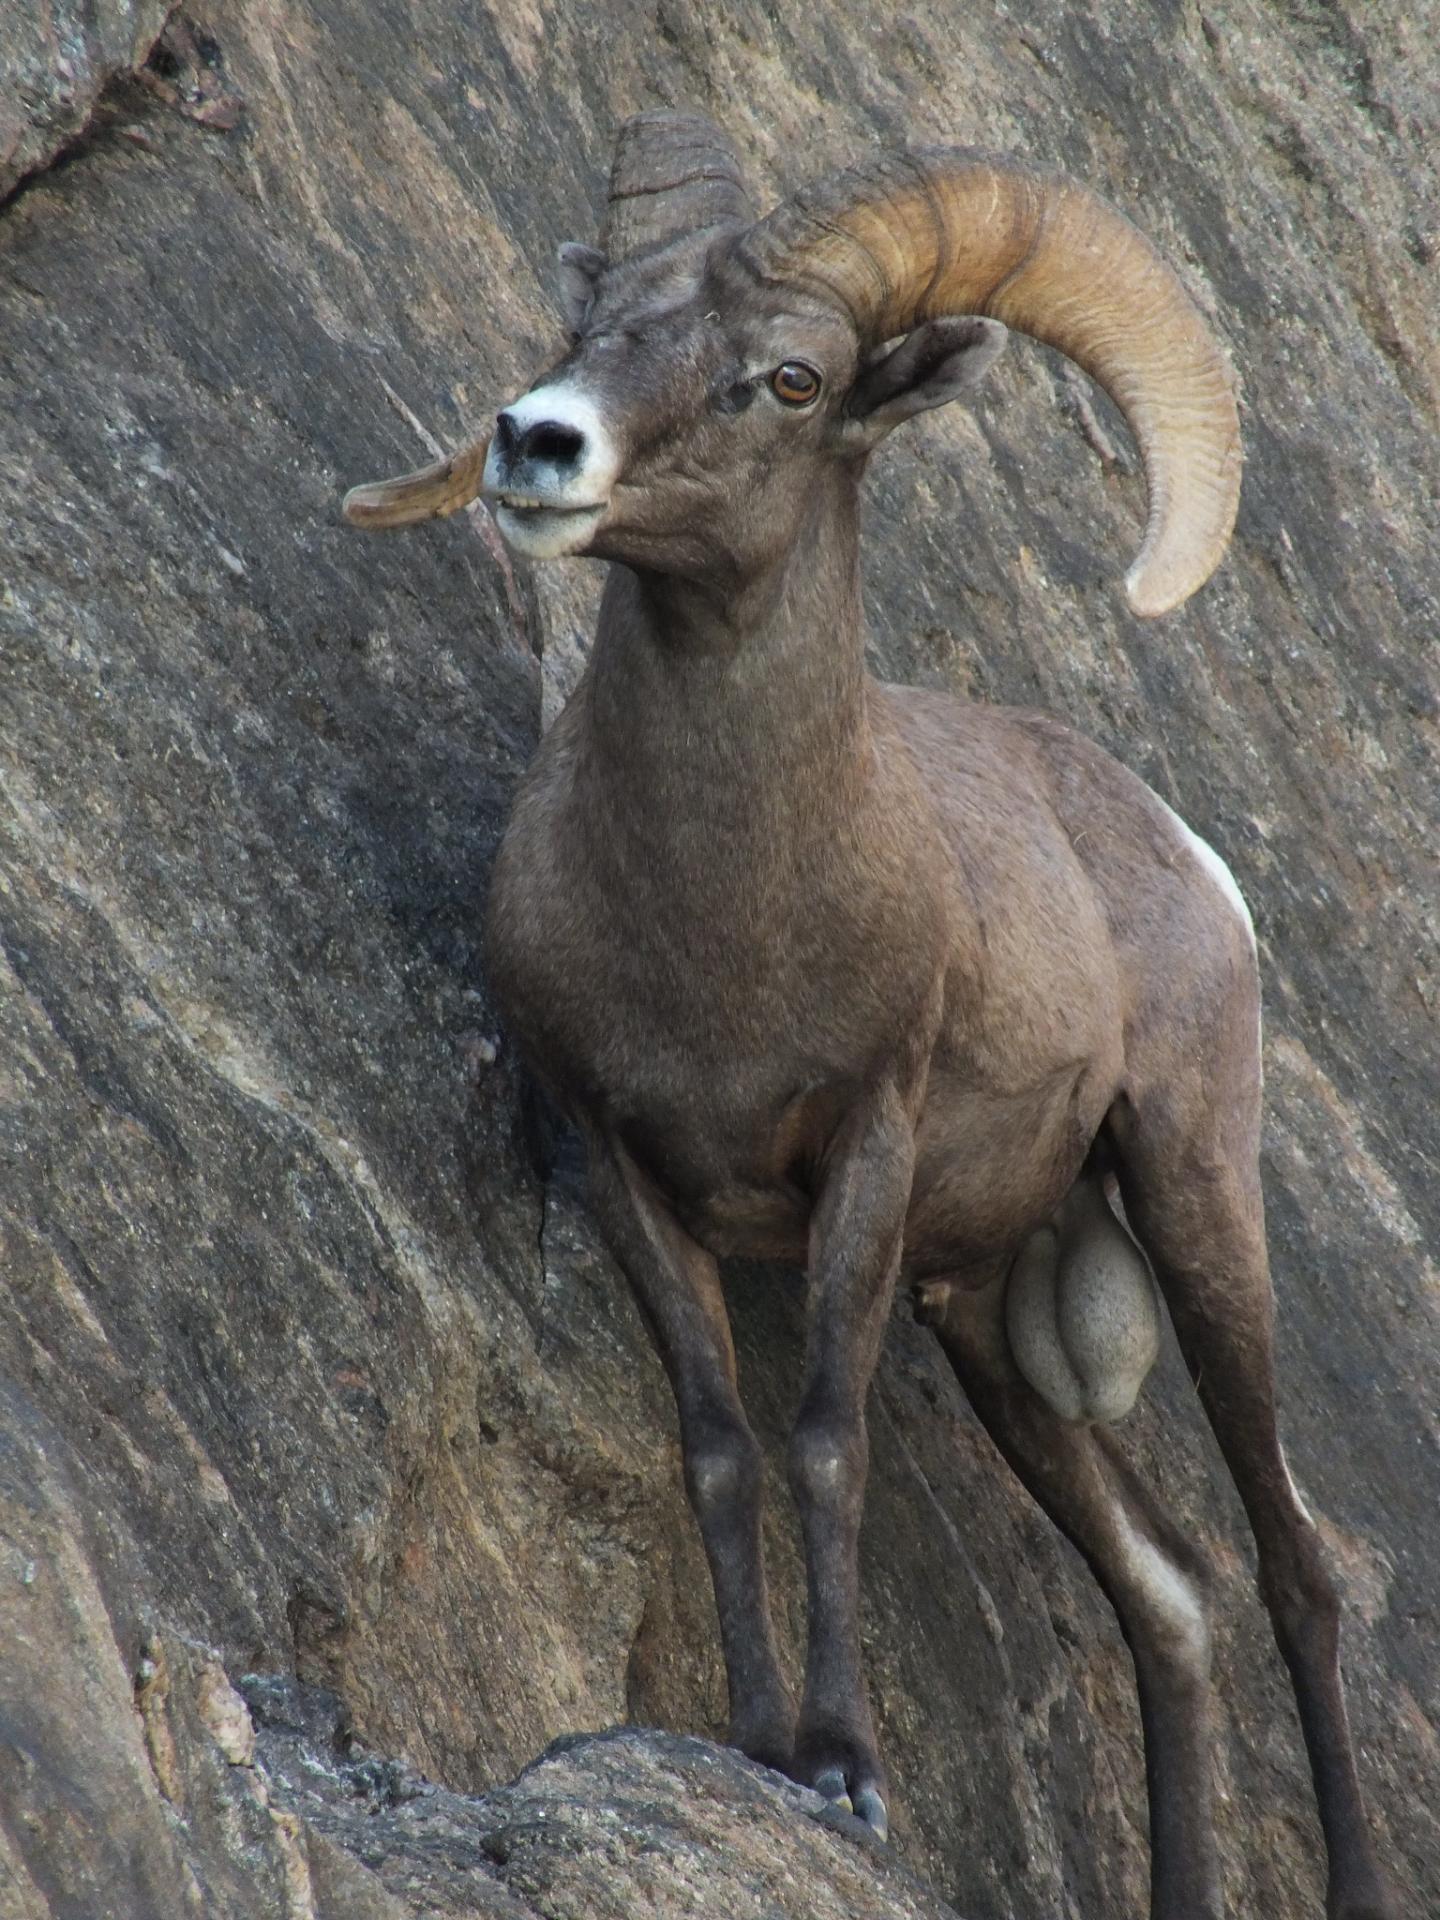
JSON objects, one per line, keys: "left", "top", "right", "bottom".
{"left": 582, "top": 480, "right": 874, "bottom": 866}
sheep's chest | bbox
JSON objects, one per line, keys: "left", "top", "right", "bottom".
{"left": 485, "top": 663, "right": 1110, "bottom": 1271}
{"left": 490, "top": 858, "right": 1102, "bottom": 1275}
{"left": 523, "top": 940, "right": 911, "bottom": 1258}
{"left": 487, "top": 830, "right": 941, "bottom": 1262}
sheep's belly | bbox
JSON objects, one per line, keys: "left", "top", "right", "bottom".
{"left": 620, "top": 1058, "right": 1103, "bottom": 1273}
{"left": 904, "top": 1059, "right": 1110, "bottom": 1276}
{"left": 670, "top": 1183, "right": 814, "bottom": 1264}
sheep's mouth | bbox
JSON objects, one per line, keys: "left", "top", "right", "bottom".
{"left": 489, "top": 490, "right": 606, "bottom": 516}
{"left": 488, "top": 493, "right": 608, "bottom": 557}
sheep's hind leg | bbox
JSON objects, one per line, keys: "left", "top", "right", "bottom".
{"left": 930, "top": 1275, "right": 1223, "bottom": 1920}
{"left": 1113, "top": 1104, "right": 1396, "bottom": 1920}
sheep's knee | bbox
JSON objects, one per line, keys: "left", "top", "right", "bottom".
{"left": 788, "top": 1416, "right": 865, "bottom": 1513}
{"left": 685, "top": 1426, "right": 762, "bottom": 1518}
{"left": 1005, "top": 1179, "right": 1162, "bottom": 1424}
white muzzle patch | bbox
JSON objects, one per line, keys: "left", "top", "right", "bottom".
{"left": 483, "top": 380, "right": 620, "bottom": 559}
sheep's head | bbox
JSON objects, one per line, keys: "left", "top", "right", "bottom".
{"left": 476, "top": 230, "right": 1008, "bottom": 577}
{"left": 345, "top": 113, "right": 1241, "bottom": 617}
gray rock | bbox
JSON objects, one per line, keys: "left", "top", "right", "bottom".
{"left": 255, "top": 1689, "right": 964, "bottom": 1920}
{"left": 0, "top": 0, "right": 173, "bottom": 202}
{"left": 0, "top": 2, "right": 1435, "bottom": 1917}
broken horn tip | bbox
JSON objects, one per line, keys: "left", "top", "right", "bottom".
{"left": 341, "top": 484, "right": 406, "bottom": 530}
{"left": 1123, "top": 557, "right": 1212, "bottom": 620}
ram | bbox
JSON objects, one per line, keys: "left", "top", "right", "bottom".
{"left": 346, "top": 114, "right": 1393, "bottom": 1920}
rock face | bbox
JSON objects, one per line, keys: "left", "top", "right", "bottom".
{"left": 0, "top": 3, "right": 1435, "bottom": 1918}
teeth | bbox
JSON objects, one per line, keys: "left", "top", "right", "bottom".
{"left": 492, "top": 494, "right": 602, "bottom": 515}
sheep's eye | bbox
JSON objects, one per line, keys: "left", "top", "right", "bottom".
{"left": 771, "top": 362, "right": 822, "bottom": 407}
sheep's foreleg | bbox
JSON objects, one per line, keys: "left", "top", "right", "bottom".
{"left": 788, "top": 1079, "right": 919, "bottom": 1840}
{"left": 586, "top": 1132, "right": 795, "bottom": 1770}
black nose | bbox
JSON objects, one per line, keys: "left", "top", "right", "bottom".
{"left": 493, "top": 411, "right": 585, "bottom": 468}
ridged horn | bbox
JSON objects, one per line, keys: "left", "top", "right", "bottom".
{"left": 342, "top": 435, "right": 491, "bottom": 530}
{"left": 738, "top": 150, "right": 1241, "bottom": 617}
{"left": 603, "top": 111, "right": 755, "bottom": 262}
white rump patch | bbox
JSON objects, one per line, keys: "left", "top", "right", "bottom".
{"left": 1157, "top": 797, "right": 1256, "bottom": 953}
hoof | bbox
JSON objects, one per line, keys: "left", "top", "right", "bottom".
{"left": 810, "top": 1765, "right": 888, "bottom": 1842}
{"left": 736, "top": 1734, "right": 794, "bottom": 1777}
{"left": 813, "top": 1765, "right": 853, "bottom": 1815}
{"left": 852, "top": 1784, "right": 889, "bottom": 1842}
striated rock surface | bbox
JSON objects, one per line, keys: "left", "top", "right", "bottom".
{"left": 0, "top": 2, "right": 1435, "bottom": 1917}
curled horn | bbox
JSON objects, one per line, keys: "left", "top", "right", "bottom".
{"left": 737, "top": 150, "right": 1241, "bottom": 617}
{"left": 603, "top": 110, "right": 755, "bottom": 261}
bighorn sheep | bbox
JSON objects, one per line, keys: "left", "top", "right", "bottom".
{"left": 345, "top": 114, "right": 1394, "bottom": 1920}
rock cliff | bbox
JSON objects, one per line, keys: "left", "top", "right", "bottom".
{"left": 1, "top": 3, "right": 1435, "bottom": 1916}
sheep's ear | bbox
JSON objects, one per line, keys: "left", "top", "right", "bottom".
{"left": 557, "top": 241, "right": 607, "bottom": 334}
{"left": 845, "top": 316, "right": 1007, "bottom": 439}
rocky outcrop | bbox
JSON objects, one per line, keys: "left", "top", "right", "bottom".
{"left": 0, "top": 2, "right": 1435, "bottom": 1917}
{"left": 0, "top": 0, "right": 173, "bottom": 202}
{"left": 254, "top": 1696, "right": 963, "bottom": 1920}
{"left": 5, "top": 1607, "right": 955, "bottom": 1920}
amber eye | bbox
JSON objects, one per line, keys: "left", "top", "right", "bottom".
{"left": 770, "top": 361, "right": 822, "bottom": 407}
